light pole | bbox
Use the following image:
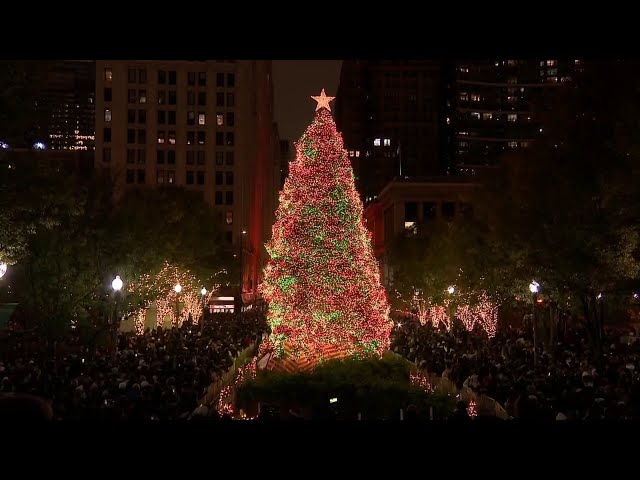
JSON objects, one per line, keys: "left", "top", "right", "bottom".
{"left": 174, "top": 283, "right": 182, "bottom": 324}
{"left": 529, "top": 280, "right": 540, "bottom": 367}
{"left": 111, "top": 275, "right": 123, "bottom": 352}
{"left": 200, "top": 287, "right": 207, "bottom": 329}
{"left": 447, "top": 285, "right": 455, "bottom": 327}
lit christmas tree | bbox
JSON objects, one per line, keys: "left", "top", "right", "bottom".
{"left": 261, "top": 89, "right": 392, "bottom": 362}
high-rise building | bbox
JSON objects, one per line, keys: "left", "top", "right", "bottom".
{"left": 335, "top": 60, "right": 446, "bottom": 203}
{"left": 94, "top": 60, "right": 279, "bottom": 299}
{"left": 44, "top": 61, "right": 96, "bottom": 151}
{"left": 453, "top": 59, "right": 579, "bottom": 174}
{"left": 278, "top": 139, "right": 291, "bottom": 188}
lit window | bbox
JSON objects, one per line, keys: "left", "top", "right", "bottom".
{"left": 138, "top": 90, "right": 146, "bottom": 103}
{"left": 226, "top": 211, "right": 233, "bottom": 225}
{"left": 104, "top": 68, "right": 112, "bottom": 82}
{"left": 546, "top": 60, "right": 557, "bottom": 66}
{"left": 471, "top": 94, "right": 480, "bottom": 102}
{"left": 507, "top": 96, "right": 516, "bottom": 103}
{"left": 157, "top": 132, "right": 165, "bottom": 144}
{"left": 507, "top": 60, "right": 516, "bottom": 66}
{"left": 187, "top": 131, "right": 195, "bottom": 145}
{"left": 507, "top": 114, "right": 517, "bottom": 122}
{"left": 104, "top": 109, "right": 111, "bottom": 122}
{"left": 355, "top": 151, "right": 360, "bottom": 157}
{"left": 561, "top": 76, "right": 572, "bottom": 83}
{"left": 373, "top": 138, "right": 381, "bottom": 146}
{"left": 459, "top": 92, "right": 468, "bottom": 101}
{"left": 198, "top": 113, "right": 206, "bottom": 125}
{"left": 168, "top": 131, "right": 176, "bottom": 145}
{"left": 217, "top": 114, "right": 224, "bottom": 126}
{"left": 168, "top": 171, "right": 175, "bottom": 184}
{"left": 494, "top": 61, "right": 499, "bottom": 67}
{"left": 482, "top": 113, "right": 492, "bottom": 120}
{"left": 459, "top": 141, "right": 468, "bottom": 147}
{"left": 547, "top": 68, "right": 558, "bottom": 76}
{"left": 198, "top": 131, "right": 205, "bottom": 145}
{"left": 575, "top": 59, "right": 581, "bottom": 65}
{"left": 547, "top": 76, "right": 558, "bottom": 83}
{"left": 446, "top": 117, "right": 451, "bottom": 125}
{"left": 508, "top": 141, "right": 518, "bottom": 148}
{"left": 349, "top": 150, "right": 354, "bottom": 157}
{"left": 404, "top": 221, "right": 417, "bottom": 235}
{"left": 471, "top": 112, "right": 480, "bottom": 120}
{"left": 383, "top": 138, "right": 391, "bottom": 146}
{"left": 521, "top": 141, "right": 530, "bottom": 148}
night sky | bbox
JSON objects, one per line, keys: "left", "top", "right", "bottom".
{"left": 273, "top": 60, "right": 343, "bottom": 143}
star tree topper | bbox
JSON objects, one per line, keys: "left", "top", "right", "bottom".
{"left": 311, "top": 88, "right": 335, "bottom": 112}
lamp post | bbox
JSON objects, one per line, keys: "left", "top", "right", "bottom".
{"left": 239, "top": 230, "right": 247, "bottom": 311}
{"left": 529, "top": 280, "right": 540, "bottom": 367}
{"left": 111, "top": 275, "right": 123, "bottom": 352}
{"left": 174, "top": 283, "right": 182, "bottom": 325}
{"left": 447, "top": 285, "right": 455, "bottom": 327}
{"left": 200, "top": 287, "right": 207, "bottom": 330}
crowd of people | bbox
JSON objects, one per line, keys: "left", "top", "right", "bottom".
{"left": 0, "top": 310, "right": 266, "bottom": 420}
{"left": 392, "top": 318, "right": 640, "bottom": 420}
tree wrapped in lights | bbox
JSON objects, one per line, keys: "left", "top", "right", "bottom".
{"left": 261, "top": 89, "right": 392, "bottom": 361}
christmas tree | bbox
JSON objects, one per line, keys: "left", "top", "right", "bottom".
{"left": 261, "top": 89, "right": 391, "bottom": 362}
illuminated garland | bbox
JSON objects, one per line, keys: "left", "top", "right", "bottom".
{"left": 467, "top": 398, "right": 477, "bottom": 418}
{"left": 217, "top": 386, "right": 234, "bottom": 416}
{"left": 260, "top": 102, "right": 392, "bottom": 361}
{"left": 410, "top": 371, "right": 433, "bottom": 393}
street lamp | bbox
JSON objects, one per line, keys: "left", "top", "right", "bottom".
{"left": 0, "top": 262, "right": 7, "bottom": 279}
{"left": 447, "top": 286, "right": 455, "bottom": 295}
{"left": 174, "top": 283, "right": 182, "bottom": 323}
{"left": 111, "top": 276, "right": 123, "bottom": 352}
{"left": 529, "top": 280, "right": 540, "bottom": 366}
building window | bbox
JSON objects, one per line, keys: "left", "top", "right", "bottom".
{"left": 197, "top": 171, "right": 205, "bottom": 185}
{"left": 158, "top": 70, "right": 166, "bottom": 84}
{"left": 546, "top": 76, "right": 558, "bottom": 83}
{"left": 168, "top": 71, "right": 176, "bottom": 85}
{"left": 227, "top": 92, "right": 234, "bottom": 107}
{"left": 197, "top": 151, "right": 205, "bottom": 165}
{"left": 198, "top": 72, "right": 206, "bottom": 86}
{"left": 471, "top": 93, "right": 481, "bottom": 102}
{"left": 215, "top": 171, "right": 223, "bottom": 185}
{"left": 188, "top": 72, "right": 196, "bottom": 86}
{"left": 128, "top": 89, "right": 137, "bottom": 104}
{"left": 198, "top": 113, "right": 206, "bottom": 125}
{"left": 216, "top": 73, "right": 224, "bottom": 87}
{"left": 547, "top": 68, "right": 558, "bottom": 76}
{"left": 187, "top": 111, "right": 195, "bottom": 126}
{"left": 138, "top": 89, "right": 146, "bottom": 103}
{"left": 157, "top": 150, "right": 165, "bottom": 164}
{"left": 166, "top": 171, "right": 175, "bottom": 184}
{"left": 216, "top": 132, "right": 224, "bottom": 146}
{"left": 459, "top": 141, "right": 468, "bottom": 148}
{"left": 216, "top": 92, "right": 224, "bottom": 107}
{"left": 129, "top": 109, "right": 138, "bottom": 123}
{"left": 423, "top": 202, "right": 437, "bottom": 220}
{"left": 225, "top": 171, "right": 233, "bottom": 185}
{"left": 215, "top": 191, "right": 223, "bottom": 205}
{"left": 139, "top": 110, "right": 146, "bottom": 124}
{"left": 158, "top": 91, "right": 166, "bottom": 105}
{"left": 217, "top": 113, "right": 224, "bottom": 126}
{"left": 186, "top": 170, "right": 194, "bottom": 185}
{"left": 157, "top": 131, "right": 166, "bottom": 144}
{"left": 521, "top": 141, "right": 530, "bottom": 148}
{"left": 127, "top": 149, "right": 135, "bottom": 163}
{"left": 103, "top": 147, "right": 111, "bottom": 162}
{"left": 197, "top": 92, "right": 206, "bottom": 106}
{"left": 128, "top": 68, "right": 136, "bottom": 83}
{"left": 226, "top": 231, "right": 233, "bottom": 244}
{"left": 104, "top": 68, "right": 112, "bottom": 82}
{"left": 508, "top": 141, "right": 518, "bottom": 148}
{"left": 226, "top": 132, "right": 234, "bottom": 146}
{"left": 226, "top": 112, "right": 235, "bottom": 127}
{"left": 188, "top": 91, "right": 195, "bottom": 105}
{"left": 383, "top": 138, "right": 391, "bottom": 146}
{"left": 227, "top": 73, "right": 235, "bottom": 87}
{"left": 104, "top": 128, "right": 112, "bottom": 142}
{"left": 546, "top": 60, "right": 557, "bottom": 67}
{"left": 126, "top": 169, "right": 135, "bottom": 184}
{"left": 187, "top": 151, "right": 195, "bottom": 165}
{"left": 167, "top": 150, "right": 175, "bottom": 165}
{"left": 223, "top": 152, "right": 233, "bottom": 166}
{"left": 373, "top": 138, "right": 381, "bottom": 146}
{"left": 442, "top": 202, "right": 455, "bottom": 219}
{"left": 138, "top": 68, "right": 147, "bottom": 83}
{"left": 137, "top": 169, "right": 145, "bottom": 184}
{"left": 104, "top": 87, "right": 112, "bottom": 102}
{"left": 355, "top": 151, "right": 360, "bottom": 157}
{"left": 168, "top": 91, "right": 176, "bottom": 105}
{"left": 471, "top": 112, "right": 480, "bottom": 120}
{"left": 104, "top": 109, "right": 112, "bottom": 122}
{"left": 167, "top": 110, "right": 176, "bottom": 125}
{"left": 349, "top": 150, "right": 354, "bottom": 157}
{"left": 459, "top": 92, "right": 468, "bottom": 101}
{"left": 157, "top": 170, "right": 165, "bottom": 184}
{"left": 137, "top": 129, "right": 146, "bottom": 144}
{"left": 507, "top": 113, "right": 517, "bottom": 122}
{"left": 187, "top": 131, "right": 195, "bottom": 145}
{"left": 482, "top": 113, "right": 492, "bottom": 120}
{"left": 226, "top": 211, "right": 233, "bottom": 225}
{"left": 216, "top": 152, "right": 224, "bottom": 165}
{"left": 225, "top": 191, "right": 233, "bottom": 205}
{"left": 127, "top": 129, "right": 135, "bottom": 144}
{"left": 158, "top": 110, "right": 166, "bottom": 124}
{"left": 137, "top": 150, "right": 146, "bottom": 164}
{"left": 168, "top": 131, "right": 176, "bottom": 145}
{"left": 197, "top": 131, "right": 205, "bottom": 145}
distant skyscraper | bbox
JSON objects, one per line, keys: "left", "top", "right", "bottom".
{"left": 335, "top": 61, "right": 446, "bottom": 203}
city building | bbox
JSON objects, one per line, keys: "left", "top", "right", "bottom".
{"left": 94, "top": 60, "right": 279, "bottom": 301}
{"left": 453, "top": 59, "right": 579, "bottom": 174}
{"left": 278, "top": 139, "right": 292, "bottom": 188}
{"left": 363, "top": 177, "right": 477, "bottom": 284}
{"left": 335, "top": 61, "right": 447, "bottom": 203}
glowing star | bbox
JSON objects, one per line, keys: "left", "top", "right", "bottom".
{"left": 311, "top": 88, "right": 335, "bottom": 112}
